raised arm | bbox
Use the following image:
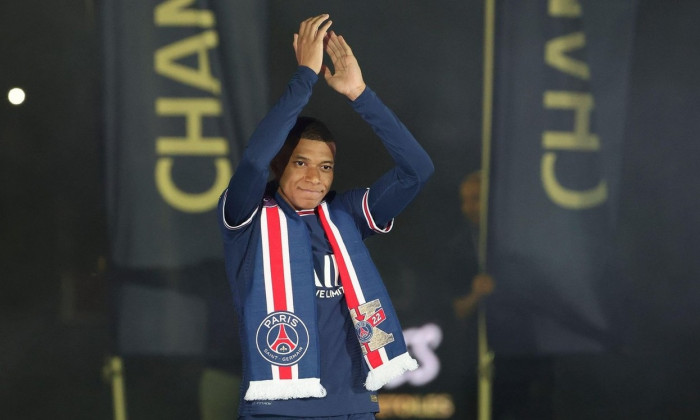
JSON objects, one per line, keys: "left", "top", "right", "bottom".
{"left": 352, "top": 87, "right": 434, "bottom": 227}
{"left": 323, "top": 32, "right": 433, "bottom": 226}
{"left": 222, "top": 15, "right": 332, "bottom": 226}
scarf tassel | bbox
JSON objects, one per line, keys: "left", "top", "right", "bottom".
{"left": 245, "top": 378, "right": 327, "bottom": 401}
{"left": 364, "top": 352, "right": 418, "bottom": 391}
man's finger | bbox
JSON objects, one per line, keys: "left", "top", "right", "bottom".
{"left": 311, "top": 13, "right": 330, "bottom": 28}
{"left": 321, "top": 65, "right": 332, "bottom": 81}
{"left": 316, "top": 19, "right": 333, "bottom": 40}
{"left": 298, "top": 17, "right": 313, "bottom": 38}
{"left": 325, "top": 32, "right": 343, "bottom": 61}
{"left": 305, "top": 14, "right": 329, "bottom": 38}
{"left": 337, "top": 35, "right": 354, "bottom": 55}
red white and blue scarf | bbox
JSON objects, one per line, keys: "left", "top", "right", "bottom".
{"left": 243, "top": 192, "right": 417, "bottom": 401}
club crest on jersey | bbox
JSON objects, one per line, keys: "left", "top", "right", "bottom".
{"left": 350, "top": 299, "right": 395, "bottom": 354}
{"left": 256, "top": 311, "right": 309, "bottom": 366}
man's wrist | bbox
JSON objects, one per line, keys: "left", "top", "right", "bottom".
{"left": 297, "top": 65, "right": 318, "bottom": 77}
{"left": 346, "top": 83, "right": 367, "bottom": 102}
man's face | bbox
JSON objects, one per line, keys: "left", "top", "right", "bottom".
{"left": 460, "top": 178, "right": 481, "bottom": 226}
{"left": 277, "top": 138, "right": 335, "bottom": 210}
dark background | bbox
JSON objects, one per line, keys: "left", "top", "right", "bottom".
{"left": 2, "top": 0, "right": 699, "bottom": 419}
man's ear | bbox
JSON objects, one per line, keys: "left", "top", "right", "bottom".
{"left": 270, "top": 144, "right": 293, "bottom": 180}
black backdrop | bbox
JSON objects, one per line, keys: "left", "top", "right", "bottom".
{"left": 1, "top": 0, "right": 700, "bottom": 419}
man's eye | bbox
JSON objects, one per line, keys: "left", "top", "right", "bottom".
{"left": 322, "top": 165, "right": 333, "bottom": 171}
{"left": 294, "top": 161, "right": 305, "bottom": 167}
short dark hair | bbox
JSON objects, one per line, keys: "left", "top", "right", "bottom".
{"left": 270, "top": 116, "right": 336, "bottom": 180}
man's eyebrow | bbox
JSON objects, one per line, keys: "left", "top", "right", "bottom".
{"left": 292, "top": 154, "right": 334, "bottom": 164}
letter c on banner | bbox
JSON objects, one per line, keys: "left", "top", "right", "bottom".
{"left": 156, "top": 157, "right": 231, "bottom": 213}
{"left": 541, "top": 152, "right": 607, "bottom": 209}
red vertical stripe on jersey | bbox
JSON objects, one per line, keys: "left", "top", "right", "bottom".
{"left": 265, "top": 207, "right": 292, "bottom": 380}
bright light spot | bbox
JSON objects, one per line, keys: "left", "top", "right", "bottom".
{"left": 8, "top": 87, "right": 26, "bottom": 105}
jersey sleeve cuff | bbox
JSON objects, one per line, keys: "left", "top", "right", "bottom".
{"left": 362, "top": 188, "right": 394, "bottom": 234}
{"left": 221, "top": 189, "right": 258, "bottom": 230}
{"left": 295, "top": 65, "right": 319, "bottom": 83}
{"left": 349, "top": 85, "right": 376, "bottom": 108}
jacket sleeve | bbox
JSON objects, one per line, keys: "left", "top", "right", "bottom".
{"left": 350, "top": 87, "right": 434, "bottom": 228}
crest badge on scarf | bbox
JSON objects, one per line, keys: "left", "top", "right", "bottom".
{"left": 350, "top": 299, "right": 395, "bottom": 354}
{"left": 256, "top": 311, "right": 310, "bottom": 366}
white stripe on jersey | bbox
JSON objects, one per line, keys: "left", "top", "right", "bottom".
{"left": 323, "top": 255, "right": 333, "bottom": 288}
{"left": 361, "top": 188, "right": 393, "bottom": 234}
{"left": 331, "top": 255, "right": 339, "bottom": 287}
{"left": 222, "top": 189, "right": 259, "bottom": 230}
{"left": 314, "top": 255, "right": 340, "bottom": 289}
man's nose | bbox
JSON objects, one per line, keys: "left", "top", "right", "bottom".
{"left": 305, "top": 166, "right": 321, "bottom": 182}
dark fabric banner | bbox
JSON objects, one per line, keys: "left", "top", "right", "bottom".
{"left": 102, "top": 0, "right": 268, "bottom": 355}
{"left": 103, "top": 0, "right": 267, "bottom": 269}
{"left": 486, "top": 0, "right": 636, "bottom": 355}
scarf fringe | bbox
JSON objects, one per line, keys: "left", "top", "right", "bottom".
{"left": 244, "top": 378, "right": 327, "bottom": 401}
{"left": 364, "top": 352, "right": 419, "bottom": 391}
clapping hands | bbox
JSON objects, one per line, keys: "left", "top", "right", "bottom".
{"left": 322, "top": 30, "right": 366, "bottom": 101}
{"left": 293, "top": 14, "right": 366, "bottom": 101}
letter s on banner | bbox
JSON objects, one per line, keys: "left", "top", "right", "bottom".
{"left": 385, "top": 323, "right": 442, "bottom": 389}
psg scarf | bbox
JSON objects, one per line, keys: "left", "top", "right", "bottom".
{"left": 243, "top": 191, "right": 417, "bottom": 401}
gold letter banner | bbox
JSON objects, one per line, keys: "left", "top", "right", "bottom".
{"left": 485, "top": 0, "right": 636, "bottom": 355}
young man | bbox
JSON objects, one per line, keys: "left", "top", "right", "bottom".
{"left": 218, "top": 15, "right": 434, "bottom": 419}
